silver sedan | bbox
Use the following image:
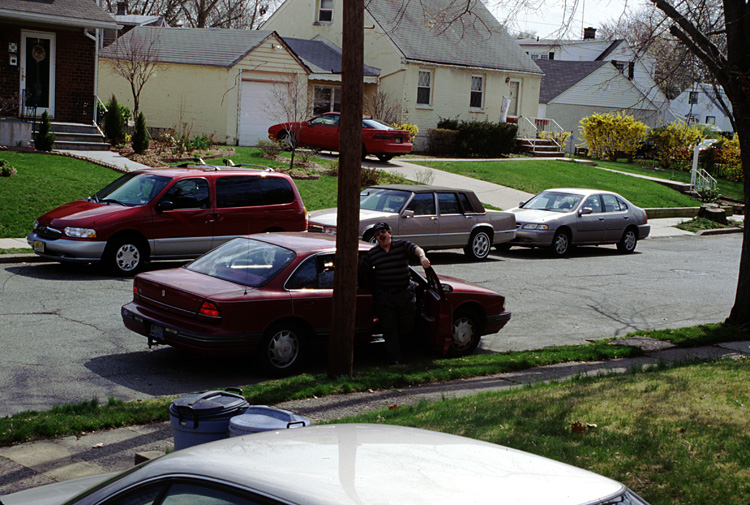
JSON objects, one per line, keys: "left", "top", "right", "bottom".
{"left": 505, "top": 188, "right": 651, "bottom": 256}
{"left": 0, "top": 424, "right": 650, "bottom": 505}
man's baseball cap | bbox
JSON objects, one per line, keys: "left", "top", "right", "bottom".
{"left": 372, "top": 221, "right": 391, "bottom": 233}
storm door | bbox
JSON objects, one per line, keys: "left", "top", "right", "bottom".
{"left": 20, "top": 31, "right": 56, "bottom": 118}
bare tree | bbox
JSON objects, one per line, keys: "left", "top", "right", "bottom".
{"left": 648, "top": 0, "right": 749, "bottom": 329}
{"left": 104, "top": 29, "right": 162, "bottom": 118}
{"left": 363, "top": 90, "right": 401, "bottom": 124}
{"left": 264, "top": 74, "right": 313, "bottom": 170}
{"left": 103, "top": 0, "right": 281, "bottom": 28}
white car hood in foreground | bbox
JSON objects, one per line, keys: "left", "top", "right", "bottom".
{"left": 510, "top": 208, "right": 571, "bottom": 223}
{"left": 308, "top": 208, "right": 396, "bottom": 228}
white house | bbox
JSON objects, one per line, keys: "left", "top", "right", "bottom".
{"left": 670, "top": 83, "right": 733, "bottom": 133}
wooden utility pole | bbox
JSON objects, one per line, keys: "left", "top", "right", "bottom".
{"left": 328, "top": 0, "right": 364, "bottom": 377}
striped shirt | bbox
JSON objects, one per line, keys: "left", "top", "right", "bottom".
{"left": 362, "top": 239, "right": 418, "bottom": 290}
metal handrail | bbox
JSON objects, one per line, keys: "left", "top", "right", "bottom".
{"left": 516, "top": 116, "right": 566, "bottom": 150}
{"left": 692, "top": 167, "right": 717, "bottom": 193}
{"left": 94, "top": 95, "right": 107, "bottom": 125}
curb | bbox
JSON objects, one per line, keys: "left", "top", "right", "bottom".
{"left": 0, "top": 253, "right": 45, "bottom": 264}
{"left": 697, "top": 226, "right": 745, "bottom": 236}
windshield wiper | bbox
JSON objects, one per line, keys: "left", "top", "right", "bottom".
{"left": 99, "top": 198, "right": 124, "bottom": 206}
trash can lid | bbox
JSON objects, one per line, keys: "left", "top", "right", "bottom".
{"left": 170, "top": 389, "right": 248, "bottom": 421}
{"left": 230, "top": 405, "right": 311, "bottom": 432}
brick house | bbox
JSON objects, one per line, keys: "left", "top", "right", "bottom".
{"left": 0, "top": 0, "right": 118, "bottom": 140}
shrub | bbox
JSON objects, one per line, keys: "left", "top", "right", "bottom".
{"left": 257, "top": 139, "right": 283, "bottom": 157}
{"left": 437, "top": 116, "right": 461, "bottom": 130}
{"left": 0, "top": 159, "right": 17, "bottom": 177}
{"left": 714, "top": 134, "right": 743, "bottom": 181}
{"left": 578, "top": 112, "right": 648, "bottom": 162}
{"left": 34, "top": 111, "right": 55, "bottom": 151}
{"left": 361, "top": 167, "right": 381, "bottom": 187}
{"left": 646, "top": 120, "right": 704, "bottom": 169}
{"left": 392, "top": 122, "right": 419, "bottom": 140}
{"left": 132, "top": 112, "right": 150, "bottom": 154}
{"left": 427, "top": 128, "right": 460, "bottom": 156}
{"left": 454, "top": 120, "right": 517, "bottom": 157}
{"left": 104, "top": 95, "right": 125, "bottom": 146}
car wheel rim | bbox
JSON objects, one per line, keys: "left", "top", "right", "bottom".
{"left": 116, "top": 244, "right": 140, "bottom": 272}
{"left": 554, "top": 234, "right": 568, "bottom": 255}
{"left": 624, "top": 231, "right": 636, "bottom": 250}
{"left": 268, "top": 330, "right": 299, "bottom": 368}
{"left": 472, "top": 233, "right": 490, "bottom": 258}
{"left": 452, "top": 317, "right": 475, "bottom": 351}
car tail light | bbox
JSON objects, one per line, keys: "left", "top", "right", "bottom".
{"left": 133, "top": 281, "right": 140, "bottom": 300}
{"left": 198, "top": 300, "right": 221, "bottom": 320}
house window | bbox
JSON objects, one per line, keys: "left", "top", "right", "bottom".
{"left": 548, "top": 52, "right": 555, "bottom": 60}
{"left": 417, "top": 70, "right": 432, "bottom": 105}
{"left": 689, "top": 91, "right": 698, "bottom": 104}
{"left": 612, "top": 60, "right": 625, "bottom": 74}
{"left": 470, "top": 75, "right": 484, "bottom": 108}
{"left": 313, "top": 86, "right": 341, "bottom": 115}
{"left": 508, "top": 80, "right": 520, "bottom": 116}
{"left": 318, "top": 0, "right": 333, "bottom": 23}
{"left": 706, "top": 116, "right": 716, "bottom": 124}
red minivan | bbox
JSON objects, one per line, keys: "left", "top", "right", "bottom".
{"left": 27, "top": 164, "right": 307, "bottom": 275}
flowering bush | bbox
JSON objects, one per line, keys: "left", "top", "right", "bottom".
{"left": 0, "top": 159, "right": 17, "bottom": 177}
{"left": 715, "top": 134, "right": 743, "bottom": 181}
{"left": 646, "top": 120, "right": 704, "bottom": 168}
{"left": 392, "top": 122, "right": 419, "bottom": 140}
{"left": 578, "top": 112, "right": 648, "bottom": 162}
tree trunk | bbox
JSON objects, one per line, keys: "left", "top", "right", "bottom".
{"left": 328, "top": 0, "right": 364, "bottom": 377}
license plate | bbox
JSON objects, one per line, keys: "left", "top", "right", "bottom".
{"left": 395, "top": 138, "right": 402, "bottom": 143}
{"left": 33, "top": 240, "right": 44, "bottom": 253}
{"left": 149, "top": 324, "right": 164, "bottom": 341}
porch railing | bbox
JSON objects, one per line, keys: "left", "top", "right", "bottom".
{"left": 691, "top": 167, "right": 718, "bottom": 194}
{"left": 516, "top": 116, "right": 566, "bottom": 150}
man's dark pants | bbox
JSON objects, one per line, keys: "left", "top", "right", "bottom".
{"left": 374, "top": 287, "right": 416, "bottom": 362}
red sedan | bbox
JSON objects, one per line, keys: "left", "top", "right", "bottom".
{"left": 267, "top": 112, "right": 413, "bottom": 162}
{"left": 121, "top": 233, "right": 510, "bottom": 376}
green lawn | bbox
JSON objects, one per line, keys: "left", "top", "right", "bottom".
{"left": 415, "top": 159, "right": 702, "bottom": 208}
{"left": 593, "top": 158, "right": 745, "bottom": 202}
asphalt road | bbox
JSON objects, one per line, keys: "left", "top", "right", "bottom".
{"left": 0, "top": 233, "right": 741, "bottom": 416}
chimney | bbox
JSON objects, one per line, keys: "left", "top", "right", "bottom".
{"left": 583, "top": 27, "right": 596, "bottom": 40}
{"left": 116, "top": 2, "right": 128, "bottom": 15}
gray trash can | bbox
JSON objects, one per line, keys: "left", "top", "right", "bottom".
{"left": 229, "top": 405, "right": 311, "bottom": 437}
{"left": 170, "top": 388, "right": 249, "bottom": 450}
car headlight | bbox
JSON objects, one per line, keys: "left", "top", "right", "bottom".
{"left": 64, "top": 227, "right": 97, "bottom": 239}
{"left": 521, "top": 223, "right": 549, "bottom": 230}
{"left": 33, "top": 220, "right": 39, "bottom": 230}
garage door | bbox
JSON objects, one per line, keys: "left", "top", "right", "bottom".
{"left": 238, "top": 80, "right": 288, "bottom": 146}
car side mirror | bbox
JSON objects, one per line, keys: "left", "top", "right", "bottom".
{"left": 519, "top": 201, "right": 526, "bottom": 208}
{"left": 156, "top": 200, "right": 174, "bottom": 212}
{"left": 402, "top": 209, "right": 415, "bottom": 218}
{"left": 579, "top": 207, "right": 593, "bottom": 215}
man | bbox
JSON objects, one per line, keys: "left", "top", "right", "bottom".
{"left": 361, "top": 222, "right": 430, "bottom": 363}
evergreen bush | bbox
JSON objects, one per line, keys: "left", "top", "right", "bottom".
{"left": 132, "top": 112, "right": 149, "bottom": 154}
{"left": 104, "top": 95, "right": 125, "bottom": 146}
{"left": 34, "top": 111, "right": 55, "bottom": 151}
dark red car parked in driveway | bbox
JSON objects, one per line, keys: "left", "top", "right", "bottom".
{"left": 267, "top": 112, "right": 413, "bottom": 162}
{"left": 26, "top": 164, "right": 307, "bottom": 275}
{"left": 121, "top": 232, "right": 510, "bottom": 376}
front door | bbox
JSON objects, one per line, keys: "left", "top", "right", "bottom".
{"left": 20, "top": 31, "right": 56, "bottom": 117}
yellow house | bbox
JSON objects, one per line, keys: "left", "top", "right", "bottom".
{"left": 262, "top": 0, "right": 543, "bottom": 150}
{"left": 99, "top": 26, "right": 379, "bottom": 146}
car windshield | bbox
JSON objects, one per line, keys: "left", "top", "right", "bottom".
{"left": 362, "top": 118, "right": 396, "bottom": 130}
{"left": 186, "top": 237, "right": 296, "bottom": 287}
{"left": 93, "top": 172, "right": 171, "bottom": 206}
{"left": 523, "top": 192, "right": 583, "bottom": 213}
{"left": 360, "top": 188, "right": 411, "bottom": 213}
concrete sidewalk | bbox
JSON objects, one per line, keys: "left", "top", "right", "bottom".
{"left": 1, "top": 338, "right": 749, "bottom": 495}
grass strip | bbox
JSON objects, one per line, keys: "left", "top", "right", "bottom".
{"left": 335, "top": 359, "right": 750, "bottom": 505}
{"left": 0, "top": 323, "right": 745, "bottom": 447}
{"left": 675, "top": 217, "right": 744, "bottom": 233}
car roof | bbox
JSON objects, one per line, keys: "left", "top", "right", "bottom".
{"left": 369, "top": 184, "right": 473, "bottom": 194}
{"left": 249, "top": 232, "right": 373, "bottom": 253}
{"left": 134, "top": 165, "right": 286, "bottom": 178}
{"left": 119, "top": 424, "right": 625, "bottom": 505}
{"left": 541, "top": 188, "right": 620, "bottom": 197}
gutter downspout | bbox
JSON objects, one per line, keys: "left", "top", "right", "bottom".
{"left": 84, "top": 28, "right": 100, "bottom": 124}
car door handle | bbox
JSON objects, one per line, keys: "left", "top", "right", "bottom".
{"left": 431, "top": 216, "right": 438, "bottom": 220}
{"left": 599, "top": 217, "right": 605, "bottom": 221}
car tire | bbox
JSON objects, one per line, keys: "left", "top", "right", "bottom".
{"left": 361, "top": 144, "right": 368, "bottom": 161}
{"left": 106, "top": 236, "right": 147, "bottom": 276}
{"left": 550, "top": 229, "right": 571, "bottom": 257}
{"left": 278, "top": 130, "right": 297, "bottom": 150}
{"left": 464, "top": 230, "right": 492, "bottom": 261}
{"left": 257, "top": 322, "right": 306, "bottom": 377}
{"left": 617, "top": 227, "right": 638, "bottom": 253}
{"left": 448, "top": 309, "right": 481, "bottom": 357}
{"left": 362, "top": 230, "right": 377, "bottom": 244}
{"left": 376, "top": 154, "right": 394, "bottom": 162}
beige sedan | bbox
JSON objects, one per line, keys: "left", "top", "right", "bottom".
{"left": 308, "top": 184, "right": 516, "bottom": 260}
